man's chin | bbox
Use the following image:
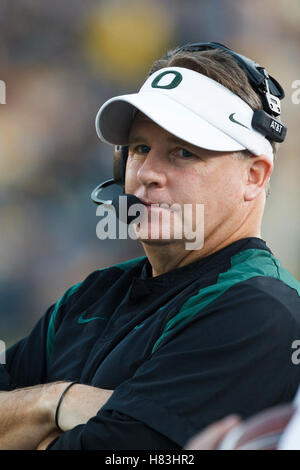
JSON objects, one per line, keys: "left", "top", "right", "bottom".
{"left": 134, "top": 225, "right": 182, "bottom": 246}
{"left": 139, "top": 237, "right": 175, "bottom": 247}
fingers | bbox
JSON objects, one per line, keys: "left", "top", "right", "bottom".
{"left": 36, "top": 430, "right": 62, "bottom": 450}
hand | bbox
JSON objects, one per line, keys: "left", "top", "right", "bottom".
{"left": 36, "top": 430, "right": 62, "bottom": 450}
{"left": 184, "top": 415, "right": 241, "bottom": 450}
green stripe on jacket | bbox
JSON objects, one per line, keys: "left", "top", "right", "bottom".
{"left": 151, "top": 249, "right": 300, "bottom": 353}
{"left": 46, "top": 282, "right": 82, "bottom": 368}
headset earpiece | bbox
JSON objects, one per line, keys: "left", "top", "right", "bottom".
{"left": 113, "top": 145, "right": 129, "bottom": 186}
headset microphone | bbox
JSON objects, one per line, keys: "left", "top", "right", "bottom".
{"left": 112, "top": 193, "right": 144, "bottom": 225}
{"left": 91, "top": 177, "right": 144, "bottom": 225}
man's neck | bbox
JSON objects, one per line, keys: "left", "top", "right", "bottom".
{"left": 141, "top": 227, "right": 262, "bottom": 277}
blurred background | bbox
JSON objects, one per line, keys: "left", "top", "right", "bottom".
{"left": 0, "top": 0, "right": 299, "bottom": 346}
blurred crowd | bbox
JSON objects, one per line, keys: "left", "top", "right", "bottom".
{"left": 0, "top": 0, "right": 299, "bottom": 345}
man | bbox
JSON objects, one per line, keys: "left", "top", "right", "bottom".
{"left": 1, "top": 43, "right": 300, "bottom": 450}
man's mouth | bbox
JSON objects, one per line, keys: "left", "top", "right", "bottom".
{"left": 138, "top": 198, "right": 183, "bottom": 215}
{"left": 139, "top": 198, "right": 160, "bottom": 207}
{"left": 138, "top": 197, "right": 173, "bottom": 207}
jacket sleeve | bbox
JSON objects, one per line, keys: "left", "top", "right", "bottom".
{"left": 5, "top": 304, "right": 56, "bottom": 388}
{"left": 5, "top": 277, "right": 86, "bottom": 389}
{"left": 47, "top": 410, "right": 180, "bottom": 450}
{"left": 0, "top": 365, "right": 10, "bottom": 390}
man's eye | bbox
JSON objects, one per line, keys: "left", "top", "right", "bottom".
{"left": 133, "top": 145, "right": 150, "bottom": 154}
{"left": 177, "top": 148, "right": 195, "bottom": 158}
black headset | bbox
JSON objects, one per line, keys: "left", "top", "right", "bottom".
{"left": 91, "top": 41, "right": 287, "bottom": 211}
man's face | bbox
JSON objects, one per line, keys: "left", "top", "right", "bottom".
{"left": 125, "top": 112, "right": 247, "bottom": 249}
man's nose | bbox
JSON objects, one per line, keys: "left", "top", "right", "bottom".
{"left": 136, "top": 149, "right": 167, "bottom": 188}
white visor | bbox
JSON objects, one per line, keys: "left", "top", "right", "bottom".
{"left": 95, "top": 66, "right": 273, "bottom": 162}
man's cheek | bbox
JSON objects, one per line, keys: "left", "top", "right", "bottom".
{"left": 124, "top": 169, "right": 136, "bottom": 193}
{"left": 125, "top": 161, "right": 140, "bottom": 192}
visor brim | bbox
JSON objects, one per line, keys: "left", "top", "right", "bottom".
{"left": 96, "top": 91, "right": 246, "bottom": 153}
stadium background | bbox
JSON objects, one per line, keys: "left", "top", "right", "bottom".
{"left": 0, "top": 0, "right": 299, "bottom": 346}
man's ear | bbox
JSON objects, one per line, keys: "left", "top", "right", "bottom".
{"left": 244, "top": 155, "right": 273, "bottom": 201}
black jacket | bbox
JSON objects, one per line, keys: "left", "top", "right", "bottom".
{"left": 3, "top": 237, "right": 300, "bottom": 449}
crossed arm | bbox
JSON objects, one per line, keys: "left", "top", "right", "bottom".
{"left": 0, "top": 382, "right": 113, "bottom": 450}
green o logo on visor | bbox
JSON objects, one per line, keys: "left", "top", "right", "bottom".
{"left": 151, "top": 71, "right": 183, "bottom": 89}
